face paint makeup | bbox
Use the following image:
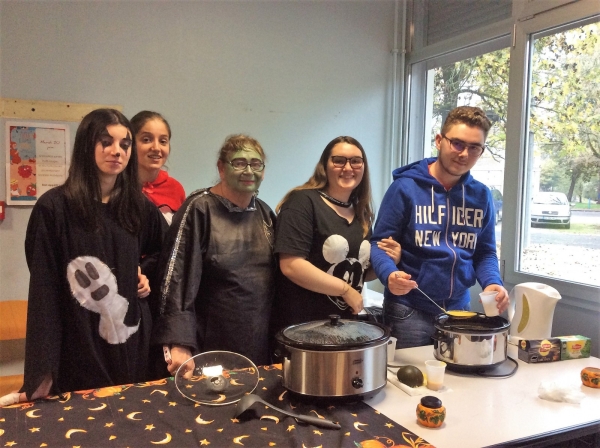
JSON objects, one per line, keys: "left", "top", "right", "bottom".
{"left": 223, "top": 149, "right": 264, "bottom": 194}
{"left": 94, "top": 124, "right": 132, "bottom": 181}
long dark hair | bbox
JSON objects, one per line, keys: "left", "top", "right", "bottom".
{"left": 276, "top": 136, "right": 374, "bottom": 236}
{"left": 63, "top": 108, "right": 143, "bottom": 234}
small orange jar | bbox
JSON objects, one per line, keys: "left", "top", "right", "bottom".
{"left": 416, "top": 396, "right": 446, "bottom": 428}
{"left": 581, "top": 367, "right": 600, "bottom": 388}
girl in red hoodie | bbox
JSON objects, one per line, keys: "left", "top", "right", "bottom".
{"left": 131, "top": 111, "right": 185, "bottom": 226}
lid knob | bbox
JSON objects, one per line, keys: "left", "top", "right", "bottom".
{"left": 420, "top": 395, "right": 442, "bottom": 409}
{"left": 328, "top": 314, "right": 343, "bottom": 326}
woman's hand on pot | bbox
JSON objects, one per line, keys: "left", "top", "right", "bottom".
{"left": 341, "top": 287, "right": 364, "bottom": 314}
{"left": 484, "top": 284, "right": 509, "bottom": 313}
{"left": 168, "top": 345, "right": 194, "bottom": 378}
{"left": 387, "top": 271, "right": 417, "bottom": 295}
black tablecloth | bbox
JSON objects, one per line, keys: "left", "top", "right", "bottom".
{"left": 0, "top": 364, "right": 433, "bottom": 447}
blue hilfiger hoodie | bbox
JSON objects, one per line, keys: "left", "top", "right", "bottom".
{"left": 370, "top": 157, "right": 502, "bottom": 314}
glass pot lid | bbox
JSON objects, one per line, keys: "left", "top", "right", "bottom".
{"left": 279, "top": 314, "right": 388, "bottom": 349}
{"left": 174, "top": 351, "right": 259, "bottom": 406}
{"left": 434, "top": 313, "right": 510, "bottom": 333}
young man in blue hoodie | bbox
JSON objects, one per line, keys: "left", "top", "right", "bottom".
{"left": 370, "top": 106, "right": 509, "bottom": 349}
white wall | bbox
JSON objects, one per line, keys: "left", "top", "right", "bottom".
{"left": 0, "top": 0, "right": 397, "bottom": 301}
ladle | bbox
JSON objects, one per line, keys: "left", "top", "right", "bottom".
{"left": 415, "top": 286, "right": 447, "bottom": 313}
{"left": 234, "top": 393, "right": 341, "bottom": 430}
{"left": 394, "top": 275, "right": 479, "bottom": 318}
{"left": 394, "top": 273, "right": 446, "bottom": 313}
{"left": 415, "top": 286, "right": 476, "bottom": 317}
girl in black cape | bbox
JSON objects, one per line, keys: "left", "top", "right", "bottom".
{"left": 7, "top": 109, "right": 163, "bottom": 404}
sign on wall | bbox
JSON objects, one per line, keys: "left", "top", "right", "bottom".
{"left": 5, "top": 121, "right": 70, "bottom": 205}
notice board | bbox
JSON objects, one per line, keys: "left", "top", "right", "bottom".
{"left": 5, "top": 121, "right": 70, "bottom": 205}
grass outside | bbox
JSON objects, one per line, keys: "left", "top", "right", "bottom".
{"left": 565, "top": 222, "right": 600, "bottom": 234}
{"left": 532, "top": 222, "right": 600, "bottom": 234}
{"left": 571, "top": 202, "right": 600, "bottom": 210}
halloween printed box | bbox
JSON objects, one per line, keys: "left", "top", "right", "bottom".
{"left": 558, "top": 335, "right": 591, "bottom": 360}
{"left": 518, "top": 338, "right": 561, "bottom": 363}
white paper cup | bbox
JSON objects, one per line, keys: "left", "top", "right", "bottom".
{"left": 425, "top": 360, "right": 446, "bottom": 391}
{"left": 480, "top": 291, "right": 499, "bottom": 316}
{"left": 387, "top": 337, "right": 397, "bottom": 362}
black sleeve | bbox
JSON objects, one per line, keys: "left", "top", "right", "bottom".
{"left": 274, "top": 191, "right": 315, "bottom": 259}
{"left": 139, "top": 198, "right": 167, "bottom": 320}
{"left": 21, "top": 196, "right": 63, "bottom": 399}
{"left": 151, "top": 196, "right": 209, "bottom": 350}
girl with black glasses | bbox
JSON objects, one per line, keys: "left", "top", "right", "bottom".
{"left": 270, "top": 136, "right": 399, "bottom": 335}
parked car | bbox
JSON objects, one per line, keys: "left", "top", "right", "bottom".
{"left": 530, "top": 191, "right": 571, "bottom": 229}
{"left": 490, "top": 187, "right": 503, "bottom": 225}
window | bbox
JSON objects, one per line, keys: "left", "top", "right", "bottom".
{"left": 518, "top": 20, "right": 600, "bottom": 287}
{"left": 404, "top": 0, "right": 599, "bottom": 305}
{"left": 425, "top": 48, "right": 511, "bottom": 260}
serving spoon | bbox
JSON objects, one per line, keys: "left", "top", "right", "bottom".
{"left": 234, "top": 393, "right": 341, "bottom": 430}
{"left": 394, "top": 273, "right": 446, "bottom": 313}
{"left": 415, "top": 286, "right": 477, "bottom": 317}
{"left": 415, "top": 286, "right": 447, "bottom": 313}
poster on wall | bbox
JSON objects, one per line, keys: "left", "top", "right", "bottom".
{"left": 5, "top": 121, "right": 70, "bottom": 205}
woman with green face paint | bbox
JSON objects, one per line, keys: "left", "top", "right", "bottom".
{"left": 152, "top": 134, "right": 276, "bottom": 376}
{"left": 270, "top": 136, "right": 400, "bottom": 336}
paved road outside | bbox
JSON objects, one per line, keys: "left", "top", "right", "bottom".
{"left": 495, "top": 210, "right": 600, "bottom": 287}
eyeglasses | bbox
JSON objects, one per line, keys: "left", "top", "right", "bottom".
{"left": 228, "top": 158, "right": 265, "bottom": 172}
{"left": 442, "top": 136, "right": 485, "bottom": 156}
{"left": 331, "top": 156, "right": 364, "bottom": 169}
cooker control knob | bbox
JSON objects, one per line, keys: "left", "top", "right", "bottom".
{"left": 351, "top": 377, "right": 363, "bottom": 389}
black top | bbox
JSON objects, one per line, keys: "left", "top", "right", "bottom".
{"left": 152, "top": 189, "right": 276, "bottom": 366}
{"left": 271, "top": 189, "right": 371, "bottom": 333}
{"left": 22, "top": 186, "right": 163, "bottom": 397}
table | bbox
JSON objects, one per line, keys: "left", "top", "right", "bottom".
{"left": 0, "top": 363, "right": 431, "bottom": 447}
{"left": 366, "top": 344, "right": 600, "bottom": 448}
{"left": 3, "top": 346, "right": 599, "bottom": 447}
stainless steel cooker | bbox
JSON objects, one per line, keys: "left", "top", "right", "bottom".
{"left": 274, "top": 315, "right": 389, "bottom": 399}
{"left": 432, "top": 313, "right": 511, "bottom": 371}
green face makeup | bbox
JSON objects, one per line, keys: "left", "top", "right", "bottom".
{"left": 223, "top": 149, "right": 264, "bottom": 194}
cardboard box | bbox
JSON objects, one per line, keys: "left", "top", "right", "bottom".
{"left": 558, "top": 335, "right": 591, "bottom": 360}
{"left": 517, "top": 338, "right": 561, "bottom": 363}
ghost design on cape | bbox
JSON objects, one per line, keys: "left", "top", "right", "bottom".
{"left": 67, "top": 256, "right": 139, "bottom": 344}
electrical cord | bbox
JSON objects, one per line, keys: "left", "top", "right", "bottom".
{"left": 476, "top": 356, "right": 519, "bottom": 378}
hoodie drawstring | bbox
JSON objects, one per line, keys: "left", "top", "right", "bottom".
{"left": 431, "top": 185, "right": 435, "bottom": 209}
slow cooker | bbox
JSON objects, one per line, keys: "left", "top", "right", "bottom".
{"left": 432, "top": 312, "right": 511, "bottom": 372}
{"left": 274, "top": 315, "right": 389, "bottom": 399}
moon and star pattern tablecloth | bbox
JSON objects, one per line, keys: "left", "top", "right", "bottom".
{"left": 0, "top": 364, "right": 433, "bottom": 447}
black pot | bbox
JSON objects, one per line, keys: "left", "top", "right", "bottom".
{"left": 432, "top": 313, "right": 510, "bottom": 371}
{"left": 275, "top": 315, "right": 389, "bottom": 398}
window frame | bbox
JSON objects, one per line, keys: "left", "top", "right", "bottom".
{"left": 503, "top": 0, "right": 600, "bottom": 307}
{"left": 402, "top": 0, "right": 600, "bottom": 309}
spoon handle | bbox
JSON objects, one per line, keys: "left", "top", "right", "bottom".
{"left": 263, "top": 401, "right": 341, "bottom": 429}
{"left": 293, "top": 414, "right": 341, "bottom": 429}
{"left": 415, "top": 287, "right": 446, "bottom": 313}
